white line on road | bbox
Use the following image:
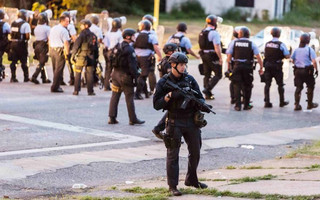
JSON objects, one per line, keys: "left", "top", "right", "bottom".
{"left": 0, "top": 113, "right": 148, "bottom": 156}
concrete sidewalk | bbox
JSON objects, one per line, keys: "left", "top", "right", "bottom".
{"left": 74, "top": 156, "right": 320, "bottom": 199}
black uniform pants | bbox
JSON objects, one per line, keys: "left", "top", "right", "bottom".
{"left": 148, "top": 55, "right": 156, "bottom": 92}
{"left": 109, "top": 70, "right": 138, "bottom": 122}
{"left": 104, "top": 49, "right": 113, "bottom": 90}
{"left": 74, "top": 65, "right": 94, "bottom": 94}
{"left": 154, "top": 111, "right": 168, "bottom": 131}
{"left": 50, "top": 47, "right": 65, "bottom": 91}
{"left": 33, "top": 42, "right": 49, "bottom": 81}
{"left": 136, "top": 56, "right": 152, "bottom": 95}
{"left": 10, "top": 41, "right": 28, "bottom": 80}
{"left": 166, "top": 118, "right": 201, "bottom": 188}
{"left": 264, "top": 64, "right": 285, "bottom": 103}
{"left": 201, "top": 52, "right": 222, "bottom": 91}
{"left": 232, "top": 63, "right": 253, "bottom": 108}
{"left": 0, "top": 50, "right": 4, "bottom": 67}
{"left": 294, "top": 67, "right": 315, "bottom": 106}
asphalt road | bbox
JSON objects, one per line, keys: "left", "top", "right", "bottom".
{"left": 0, "top": 59, "right": 319, "bottom": 199}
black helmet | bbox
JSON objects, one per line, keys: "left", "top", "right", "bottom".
{"left": 142, "top": 14, "right": 154, "bottom": 25}
{"left": 80, "top": 19, "right": 92, "bottom": 28}
{"left": 0, "top": 9, "right": 5, "bottom": 20}
{"left": 38, "top": 12, "right": 48, "bottom": 25}
{"left": 122, "top": 28, "right": 136, "bottom": 39}
{"left": 90, "top": 15, "right": 99, "bottom": 25}
{"left": 206, "top": 15, "right": 217, "bottom": 26}
{"left": 238, "top": 26, "right": 250, "bottom": 38}
{"left": 163, "top": 43, "right": 178, "bottom": 54}
{"left": 18, "top": 9, "right": 27, "bottom": 21}
{"left": 138, "top": 20, "right": 151, "bottom": 31}
{"left": 233, "top": 26, "right": 243, "bottom": 38}
{"left": 61, "top": 11, "right": 70, "bottom": 18}
{"left": 300, "top": 33, "right": 310, "bottom": 45}
{"left": 177, "top": 22, "right": 187, "bottom": 32}
{"left": 168, "top": 52, "right": 188, "bottom": 64}
{"left": 112, "top": 18, "right": 122, "bottom": 30}
{"left": 271, "top": 27, "right": 281, "bottom": 38}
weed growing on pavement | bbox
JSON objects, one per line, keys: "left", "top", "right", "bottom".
{"left": 226, "top": 165, "right": 237, "bottom": 169}
{"left": 240, "top": 165, "right": 263, "bottom": 169}
{"left": 199, "top": 178, "right": 227, "bottom": 181}
{"left": 230, "top": 174, "right": 277, "bottom": 184}
{"left": 286, "top": 141, "right": 320, "bottom": 158}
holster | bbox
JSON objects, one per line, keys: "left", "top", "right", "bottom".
{"left": 163, "top": 119, "right": 181, "bottom": 149}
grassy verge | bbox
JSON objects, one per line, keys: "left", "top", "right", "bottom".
{"left": 286, "top": 141, "right": 320, "bottom": 158}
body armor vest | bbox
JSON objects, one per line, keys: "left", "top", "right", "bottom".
{"left": 134, "top": 32, "right": 154, "bottom": 50}
{"left": 233, "top": 39, "right": 253, "bottom": 62}
{"left": 199, "top": 29, "right": 214, "bottom": 50}
{"left": 11, "top": 20, "right": 26, "bottom": 40}
{"left": 264, "top": 41, "right": 285, "bottom": 63}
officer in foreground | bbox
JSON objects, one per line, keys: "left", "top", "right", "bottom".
{"left": 226, "top": 27, "right": 264, "bottom": 111}
{"left": 31, "top": 12, "right": 51, "bottom": 84}
{"left": 49, "top": 14, "right": 70, "bottom": 93}
{"left": 263, "top": 27, "right": 290, "bottom": 108}
{"left": 0, "top": 9, "right": 10, "bottom": 82}
{"left": 167, "top": 22, "right": 199, "bottom": 58}
{"left": 108, "top": 28, "right": 145, "bottom": 125}
{"left": 71, "top": 19, "right": 98, "bottom": 96}
{"left": 103, "top": 18, "right": 123, "bottom": 91}
{"left": 199, "top": 15, "right": 223, "bottom": 100}
{"left": 9, "top": 9, "right": 31, "bottom": 83}
{"left": 291, "top": 33, "right": 318, "bottom": 111}
{"left": 153, "top": 52, "right": 209, "bottom": 196}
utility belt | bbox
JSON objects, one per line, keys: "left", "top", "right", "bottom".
{"left": 167, "top": 112, "right": 194, "bottom": 119}
{"left": 201, "top": 49, "right": 215, "bottom": 54}
{"left": 294, "top": 65, "right": 314, "bottom": 75}
{"left": 10, "top": 39, "right": 27, "bottom": 43}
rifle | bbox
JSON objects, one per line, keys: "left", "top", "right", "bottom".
{"left": 164, "top": 79, "right": 216, "bottom": 114}
{"left": 96, "top": 60, "right": 105, "bottom": 90}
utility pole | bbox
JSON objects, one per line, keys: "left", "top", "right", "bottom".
{"left": 153, "top": 0, "right": 160, "bottom": 30}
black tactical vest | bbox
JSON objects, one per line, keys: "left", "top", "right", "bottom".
{"left": 198, "top": 29, "right": 214, "bottom": 50}
{"left": 0, "top": 22, "right": 5, "bottom": 39}
{"left": 264, "top": 40, "right": 285, "bottom": 62}
{"left": 134, "top": 32, "right": 154, "bottom": 50}
{"left": 11, "top": 20, "right": 26, "bottom": 40}
{"left": 78, "top": 30, "right": 98, "bottom": 60}
{"left": 233, "top": 39, "right": 253, "bottom": 62}
{"left": 168, "top": 34, "right": 187, "bottom": 54}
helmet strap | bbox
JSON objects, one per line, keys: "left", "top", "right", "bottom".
{"left": 173, "top": 63, "right": 184, "bottom": 76}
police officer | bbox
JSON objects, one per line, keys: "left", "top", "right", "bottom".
{"left": 167, "top": 22, "right": 199, "bottom": 59}
{"left": 61, "top": 11, "right": 77, "bottom": 86}
{"left": 9, "top": 9, "right": 31, "bottom": 83}
{"left": 226, "top": 27, "right": 264, "bottom": 111}
{"left": 134, "top": 20, "right": 162, "bottom": 100}
{"left": 152, "top": 43, "right": 178, "bottom": 139}
{"left": 108, "top": 28, "right": 145, "bottom": 125}
{"left": 153, "top": 52, "right": 208, "bottom": 196}
{"left": 31, "top": 12, "right": 51, "bottom": 84}
{"left": 0, "top": 9, "right": 10, "bottom": 81}
{"left": 226, "top": 26, "right": 243, "bottom": 104}
{"left": 199, "top": 15, "right": 223, "bottom": 100}
{"left": 71, "top": 19, "right": 97, "bottom": 96}
{"left": 102, "top": 18, "right": 123, "bottom": 91}
{"left": 263, "top": 27, "right": 290, "bottom": 108}
{"left": 49, "top": 14, "right": 70, "bottom": 93}
{"left": 291, "top": 33, "right": 318, "bottom": 111}
{"left": 89, "top": 15, "right": 103, "bottom": 44}
{"left": 142, "top": 14, "right": 158, "bottom": 95}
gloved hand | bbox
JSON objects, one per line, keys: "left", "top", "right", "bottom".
{"left": 171, "top": 90, "right": 182, "bottom": 99}
{"left": 314, "top": 70, "right": 318, "bottom": 78}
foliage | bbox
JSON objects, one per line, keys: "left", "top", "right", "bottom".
{"left": 62, "top": 0, "right": 93, "bottom": 17}
{"left": 169, "top": 0, "right": 206, "bottom": 19}
{"left": 221, "top": 8, "right": 245, "bottom": 22}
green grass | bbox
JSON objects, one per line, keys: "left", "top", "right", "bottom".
{"left": 229, "top": 174, "right": 277, "bottom": 184}
{"left": 226, "top": 165, "right": 237, "bottom": 170}
{"left": 286, "top": 141, "right": 320, "bottom": 158}
{"left": 240, "top": 166, "right": 263, "bottom": 170}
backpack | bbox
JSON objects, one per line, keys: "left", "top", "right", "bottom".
{"left": 87, "top": 32, "right": 99, "bottom": 59}
{"left": 168, "top": 34, "right": 185, "bottom": 52}
{"left": 111, "top": 42, "right": 128, "bottom": 69}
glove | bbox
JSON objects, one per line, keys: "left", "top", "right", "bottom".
{"left": 171, "top": 90, "right": 182, "bottom": 99}
{"left": 315, "top": 70, "right": 318, "bottom": 78}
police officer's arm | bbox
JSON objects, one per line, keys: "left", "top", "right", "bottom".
{"left": 187, "top": 48, "right": 200, "bottom": 59}
{"left": 227, "top": 54, "right": 233, "bottom": 71}
{"left": 184, "top": 37, "right": 200, "bottom": 59}
{"left": 24, "top": 33, "right": 30, "bottom": 40}
{"left": 214, "top": 44, "right": 222, "bottom": 65}
{"left": 252, "top": 42, "right": 264, "bottom": 74}
{"left": 71, "top": 33, "right": 83, "bottom": 58}
{"left": 153, "top": 44, "right": 162, "bottom": 62}
{"left": 153, "top": 78, "right": 170, "bottom": 110}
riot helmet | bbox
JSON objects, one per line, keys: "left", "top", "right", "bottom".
{"left": 142, "top": 14, "right": 154, "bottom": 25}
{"left": 233, "top": 26, "right": 243, "bottom": 38}
{"left": 163, "top": 43, "right": 178, "bottom": 54}
{"left": 90, "top": 15, "right": 99, "bottom": 25}
{"left": 299, "top": 33, "right": 310, "bottom": 47}
{"left": 80, "top": 19, "right": 92, "bottom": 28}
{"left": 0, "top": 9, "right": 5, "bottom": 20}
{"left": 138, "top": 20, "right": 151, "bottom": 31}
{"left": 206, "top": 15, "right": 217, "bottom": 27}
{"left": 238, "top": 27, "right": 250, "bottom": 38}
{"left": 122, "top": 28, "right": 136, "bottom": 40}
{"left": 112, "top": 18, "right": 122, "bottom": 31}
{"left": 38, "top": 12, "right": 48, "bottom": 25}
{"left": 177, "top": 22, "right": 187, "bottom": 32}
{"left": 271, "top": 27, "right": 281, "bottom": 38}
{"left": 168, "top": 52, "right": 188, "bottom": 64}
{"left": 18, "top": 9, "right": 28, "bottom": 21}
